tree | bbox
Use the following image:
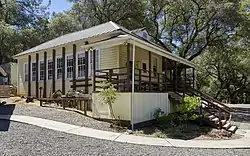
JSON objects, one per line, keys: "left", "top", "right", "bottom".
{"left": 196, "top": 44, "right": 250, "bottom": 103}
{"left": 47, "top": 11, "right": 82, "bottom": 38}
{"left": 69, "top": 0, "right": 146, "bottom": 29}
{"left": 0, "top": 0, "right": 50, "bottom": 64}
{"left": 144, "top": 0, "right": 247, "bottom": 61}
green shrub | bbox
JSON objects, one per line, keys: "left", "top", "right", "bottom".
{"left": 99, "top": 82, "right": 118, "bottom": 120}
{"left": 153, "top": 108, "right": 165, "bottom": 120}
{"left": 177, "top": 96, "right": 201, "bottom": 114}
{"left": 156, "top": 96, "right": 201, "bottom": 127}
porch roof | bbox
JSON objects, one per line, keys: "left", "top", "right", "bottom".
{"left": 81, "top": 35, "right": 196, "bottom": 68}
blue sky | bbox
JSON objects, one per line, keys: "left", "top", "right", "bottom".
{"left": 43, "top": 0, "right": 73, "bottom": 13}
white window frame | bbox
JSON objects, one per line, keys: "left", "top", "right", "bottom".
{"left": 47, "top": 58, "right": 53, "bottom": 80}
{"left": 23, "top": 63, "right": 29, "bottom": 82}
{"left": 77, "top": 52, "right": 86, "bottom": 78}
{"left": 76, "top": 49, "right": 101, "bottom": 78}
{"left": 39, "top": 60, "right": 45, "bottom": 81}
{"left": 56, "top": 56, "right": 63, "bottom": 79}
{"left": 66, "top": 54, "right": 74, "bottom": 79}
{"left": 88, "top": 49, "right": 100, "bottom": 77}
{"left": 31, "top": 61, "right": 37, "bottom": 82}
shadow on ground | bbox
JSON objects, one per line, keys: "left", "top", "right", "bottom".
{"left": 0, "top": 104, "right": 15, "bottom": 131}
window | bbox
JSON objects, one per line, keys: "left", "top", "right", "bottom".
{"left": 48, "top": 59, "right": 53, "bottom": 80}
{"left": 40, "top": 61, "right": 44, "bottom": 80}
{"left": 77, "top": 53, "right": 85, "bottom": 78}
{"left": 57, "top": 57, "right": 63, "bottom": 79}
{"left": 67, "top": 55, "right": 73, "bottom": 78}
{"left": 142, "top": 63, "right": 147, "bottom": 73}
{"left": 24, "top": 63, "right": 28, "bottom": 82}
{"left": 153, "top": 57, "right": 157, "bottom": 77}
{"left": 32, "top": 62, "right": 36, "bottom": 81}
{"left": 88, "top": 50, "right": 100, "bottom": 76}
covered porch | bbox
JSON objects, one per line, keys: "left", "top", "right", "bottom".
{"left": 74, "top": 37, "right": 196, "bottom": 94}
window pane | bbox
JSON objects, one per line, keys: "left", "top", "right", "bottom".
{"left": 32, "top": 62, "right": 36, "bottom": 81}
{"left": 48, "top": 60, "right": 53, "bottom": 80}
{"left": 57, "top": 57, "right": 62, "bottom": 79}
{"left": 40, "top": 61, "right": 44, "bottom": 80}
{"left": 67, "top": 55, "right": 73, "bottom": 78}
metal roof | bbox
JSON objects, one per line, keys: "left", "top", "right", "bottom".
{"left": 14, "top": 21, "right": 121, "bottom": 57}
{"left": 13, "top": 21, "right": 195, "bottom": 68}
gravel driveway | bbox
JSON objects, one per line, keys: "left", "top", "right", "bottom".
{"left": 0, "top": 103, "right": 118, "bottom": 132}
{"left": 0, "top": 120, "right": 250, "bottom": 156}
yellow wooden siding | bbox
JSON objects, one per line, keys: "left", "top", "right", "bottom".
{"left": 16, "top": 41, "right": 120, "bottom": 96}
{"left": 100, "top": 46, "right": 119, "bottom": 69}
{"left": 119, "top": 44, "right": 163, "bottom": 73}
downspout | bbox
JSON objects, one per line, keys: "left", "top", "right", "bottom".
{"left": 131, "top": 40, "right": 136, "bottom": 131}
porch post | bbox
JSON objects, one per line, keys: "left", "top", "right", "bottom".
{"left": 92, "top": 49, "right": 96, "bottom": 92}
{"left": 184, "top": 66, "right": 187, "bottom": 96}
{"left": 43, "top": 51, "right": 47, "bottom": 98}
{"left": 72, "top": 44, "right": 76, "bottom": 91}
{"left": 164, "top": 57, "right": 167, "bottom": 92}
{"left": 28, "top": 55, "right": 31, "bottom": 97}
{"left": 192, "top": 68, "right": 195, "bottom": 89}
{"left": 85, "top": 50, "right": 89, "bottom": 94}
{"left": 131, "top": 43, "right": 136, "bottom": 131}
{"left": 52, "top": 49, "right": 56, "bottom": 93}
{"left": 127, "top": 43, "right": 131, "bottom": 91}
{"left": 36, "top": 53, "right": 39, "bottom": 98}
{"left": 174, "top": 61, "right": 177, "bottom": 92}
{"left": 148, "top": 51, "right": 152, "bottom": 92}
{"left": 62, "top": 47, "right": 66, "bottom": 95}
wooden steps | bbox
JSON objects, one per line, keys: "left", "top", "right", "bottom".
{"left": 204, "top": 114, "right": 238, "bottom": 134}
{"left": 169, "top": 86, "right": 238, "bottom": 134}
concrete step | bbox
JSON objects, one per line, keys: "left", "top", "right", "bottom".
{"left": 223, "top": 123, "right": 231, "bottom": 129}
{"left": 228, "top": 125, "right": 238, "bottom": 133}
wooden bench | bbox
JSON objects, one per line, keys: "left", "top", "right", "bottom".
{"left": 39, "top": 95, "right": 91, "bottom": 115}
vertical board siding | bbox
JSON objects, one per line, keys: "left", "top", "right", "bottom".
{"left": 133, "top": 93, "right": 170, "bottom": 124}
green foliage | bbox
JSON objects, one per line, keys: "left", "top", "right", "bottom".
{"left": 153, "top": 108, "right": 165, "bottom": 120}
{"left": 155, "top": 96, "right": 201, "bottom": 127}
{"left": 177, "top": 96, "right": 201, "bottom": 114}
{"left": 196, "top": 42, "right": 250, "bottom": 103}
{"left": 99, "top": 82, "right": 118, "bottom": 119}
